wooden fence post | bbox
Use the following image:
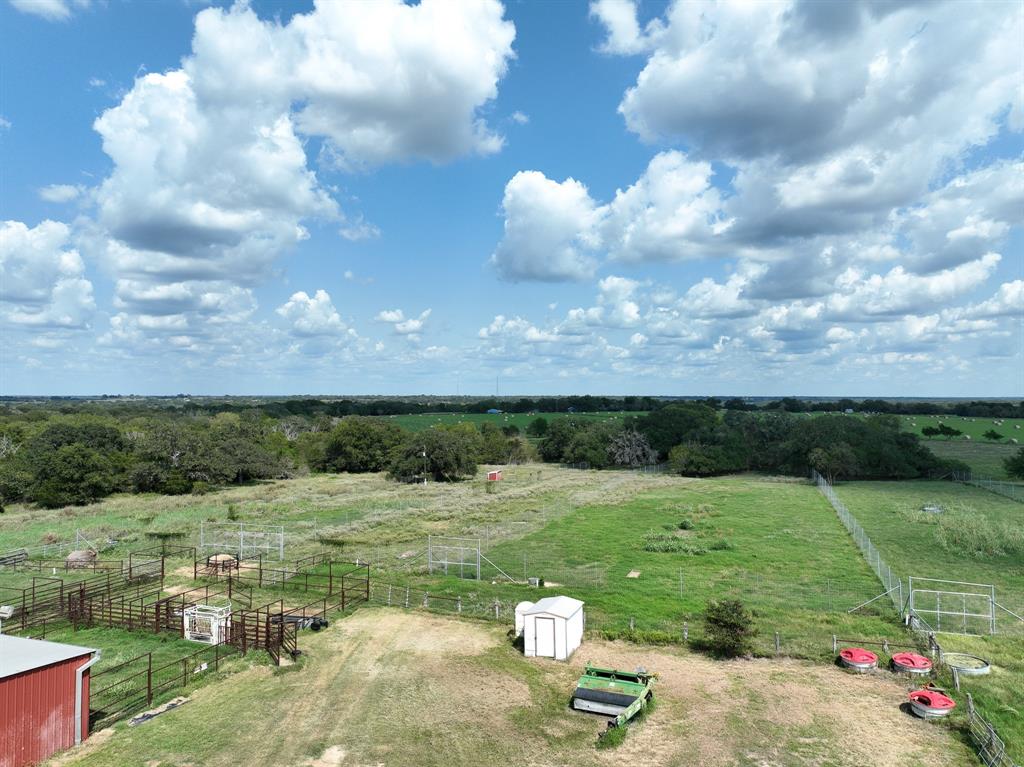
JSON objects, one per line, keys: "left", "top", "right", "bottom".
{"left": 146, "top": 653, "right": 153, "bottom": 705}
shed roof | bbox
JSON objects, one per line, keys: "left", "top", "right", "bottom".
{"left": 523, "top": 595, "right": 584, "bottom": 619}
{"left": 0, "top": 634, "right": 96, "bottom": 680}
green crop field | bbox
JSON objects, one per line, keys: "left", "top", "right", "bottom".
{"left": 379, "top": 410, "right": 645, "bottom": 433}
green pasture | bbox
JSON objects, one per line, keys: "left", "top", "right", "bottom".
{"left": 928, "top": 440, "right": 1021, "bottom": 479}
{"left": 834, "top": 481, "right": 1024, "bottom": 761}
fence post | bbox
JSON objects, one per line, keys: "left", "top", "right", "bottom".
{"left": 405, "top": 587, "right": 410, "bottom": 608}
{"left": 629, "top": 616, "right": 634, "bottom": 631}
{"left": 494, "top": 600, "right": 499, "bottom": 620}
{"left": 683, "top": 622, "right": 688, "bottom": 642}
{"left": 146, "top": 653, "right": 153, "bottom": 705}
{"left": 387, "top": 585, "right": 392, "bottom": 606}
{"left": 457, "top": 597, "right": 462, "bottom": 614}
{"left": 774, "top": 632, "right": 780, "bottom": 654}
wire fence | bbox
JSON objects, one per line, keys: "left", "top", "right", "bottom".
{"left": 952, "top": 471, "right": 1024, "bottom": 503}
{"left": 813, "top": 470, "right": 1021, "bottom": 767}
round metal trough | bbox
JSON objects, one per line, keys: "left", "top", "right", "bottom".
{"left": 838, "top": 647, "right": 878, "bottom": 672}
{"left": 942, "top": 653, "right": 991, "bottom": 676}
{"left": 892, "top": 652, "right": 933, "bottom": 675}
{"left": 908, "top": 689, "right": 956, "bottom": 719}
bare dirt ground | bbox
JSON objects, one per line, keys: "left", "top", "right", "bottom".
{"left": 52, "top": 609, "right": 977, "bottom": 767}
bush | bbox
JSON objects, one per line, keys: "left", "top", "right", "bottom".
{"left": 704, "top": 599, "right": 757, "bottom": 657}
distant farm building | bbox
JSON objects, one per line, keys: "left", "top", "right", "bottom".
{"left": 487, "top": 470, "right": 503, "bottom": 481}
{"left": 517, "top": 596, "right": 585, "bottom": 660}
{"left": 486, "top": 408, "right": 502, "bottom": 414}
{"left": 0, "top": 635, "right": 99, "bottom": 767}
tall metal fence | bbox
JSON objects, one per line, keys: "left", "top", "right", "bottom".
{"left": 952, "top": 471, "right": 1024, "bottom": 503}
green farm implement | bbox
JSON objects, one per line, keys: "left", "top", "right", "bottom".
{"left": 571, "top": 664, "right": 655, "bottom": 728}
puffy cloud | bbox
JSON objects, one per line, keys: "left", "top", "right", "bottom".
{"left": 83, "top": 0, "right": 515, "bottom": 348}
{"left": 277, "top": 290, "right": 348, "bottom": 336}
{"left": 38, "top": 184, "right": 84, "bottom": 203}
{"left": 8, "top": 0, "right": 88, "bottom": 22}
{"left": 490, "top": 171, "right": 601, "bottom": 281}
{"left": 377, "top": 308, "right": 431, "bottom": 337}
{"left": 589, "top": 0, "right": 663, "bottom": 55}
{"left": 189, "top": 0, "right": 515, "bottom": 168}
{"left": 601, "top": 151, "right": 731, "bottom": 262}
{"left": 610, "top": 1, "right": 1020, "bottom": 165}
{"left": 491, "top": 151, "right": 729, "bottom": 280}
{"left": 0, "top": 220, "right": 95, "bottom": 328}
{"left": 827, "top": 254, "right": 1001, "bottom": 319}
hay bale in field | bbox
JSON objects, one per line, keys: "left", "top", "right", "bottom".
{"left": 65, "top": 549, "right": 97, "bottom": 568}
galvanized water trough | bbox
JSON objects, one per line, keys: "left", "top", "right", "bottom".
{"left": 892, "top": 652, "right": 933, "bottom": 675}
{"left": 908, "top": 689, "right": 955, "bottom": 719}
{"left": 838, "top": 647, "right": 878, "bottom": 672}
{"left": 941, "top": 652, "right": 991, "bottom": 676}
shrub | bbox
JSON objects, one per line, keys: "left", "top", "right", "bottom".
{"left": 678, "top": 518, "right": 695, "bottom": 530}
{"left": 704, "top": 599, "right": 757, "bottom": 657}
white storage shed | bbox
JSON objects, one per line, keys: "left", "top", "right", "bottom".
{"left": 520, "top": 596, "right": 585, "bottom": 660}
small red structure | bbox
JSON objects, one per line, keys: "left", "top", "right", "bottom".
{"left": 892, "top": 652, "right": 933, "bottom": 674}
{"left": 908, "top": 689, "right": 956, "bottom": 719}
{"left": 838, "top": 647, "right": 878, "bottom": 671}
{"left": 487, "top": 470, "right": 503, "bottom": 481}
{"left": 0, "top": 635, "right": 98, "bottom": 767}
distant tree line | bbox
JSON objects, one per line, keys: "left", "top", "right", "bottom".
{"left": 2, "top": 397, "right": 1020, "bottom": 511}
{"left": 533, "top": 404, "right": 972, "bottom": 481}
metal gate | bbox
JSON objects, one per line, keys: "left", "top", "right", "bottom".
{"left": 427, "top": 536, "right": 481, "bottom": 579}
{"left": 907, "top": 577, "right": 996, "bottom": 635}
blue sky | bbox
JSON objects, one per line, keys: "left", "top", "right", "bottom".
{"left": 0, "top": 0, "right": 1021, "bottom": 397}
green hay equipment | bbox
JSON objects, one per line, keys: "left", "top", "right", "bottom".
{"left": 571, "top": 664, "right": 655, "bottom": 728}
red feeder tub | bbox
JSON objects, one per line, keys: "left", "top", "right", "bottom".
{"left": 892, "top": 652, "right": 933, "bottom": 675}
{"left": 838, "top": 647, "right": 878, "bottom": 672}
{"left": 908, "top": 689, "right": 956, "bottom": 719}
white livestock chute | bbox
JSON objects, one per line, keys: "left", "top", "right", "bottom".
{"left": 521, "top": 596, "right": 584, "bottom": 661}
{"left": 183, "top": 604, "right": 231, "bottom": 645}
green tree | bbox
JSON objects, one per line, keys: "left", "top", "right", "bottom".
{"left": 937, "top": 423, "right": 963, "bottom": 440}
{"left": 635, "top": 403, "right": 719, "bottom": 457}
{"left": 526, "top": 417, "right": 549, "bottom": 437}
{"left": 538, "top": 418, "right": 585, "bottom": 462}
{"left": 703, "top": 599, "right": 757, "bottom": 657}
{"left": 668, "top": 443, "right": 735, "bottom": 476}
{"left": 921, "top": 426, "right": 940, "bottom": 438}
{"left": 30, "top": 444, "right": 115, "bottom": 507}
{"left": 1004, "top": 447, "right": 1024, "bottom": 480}
{"left": 322, "top": 417, "right": 404, "bottom": 472}
{"left": 388, "top": 429, "right": 477, "bottom": 482}
{"left": 982, "top": 429, "right": 1004, "bottom": 442}
{"left": 808, "top": 442, "right": 859, "bottom": 484}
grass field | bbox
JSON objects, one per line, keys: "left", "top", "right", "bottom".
{"left": 3, "top": 468, "right": 1019, "bottom": 763}
{"left": 380, "top": 410, "right": 645, "bottom": 433}
{"left": 928, "top": 440, "right": 1021, "bottom": 478}
{"left": 834, "top": 481, "right": 1024, "bottom": 760}
{"left": 893, "top": 414, "right": 1024, "bottom": 443}
{"left": 48, "top": 610, "right": 979, "bottom": 767}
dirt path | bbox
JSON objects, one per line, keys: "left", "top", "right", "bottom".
{"left": 53, "top": 609, "right": 978, "bottom": 767}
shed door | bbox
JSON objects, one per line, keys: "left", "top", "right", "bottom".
{"left": 534, "top": 617, "right": 556, "bottom": 657}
